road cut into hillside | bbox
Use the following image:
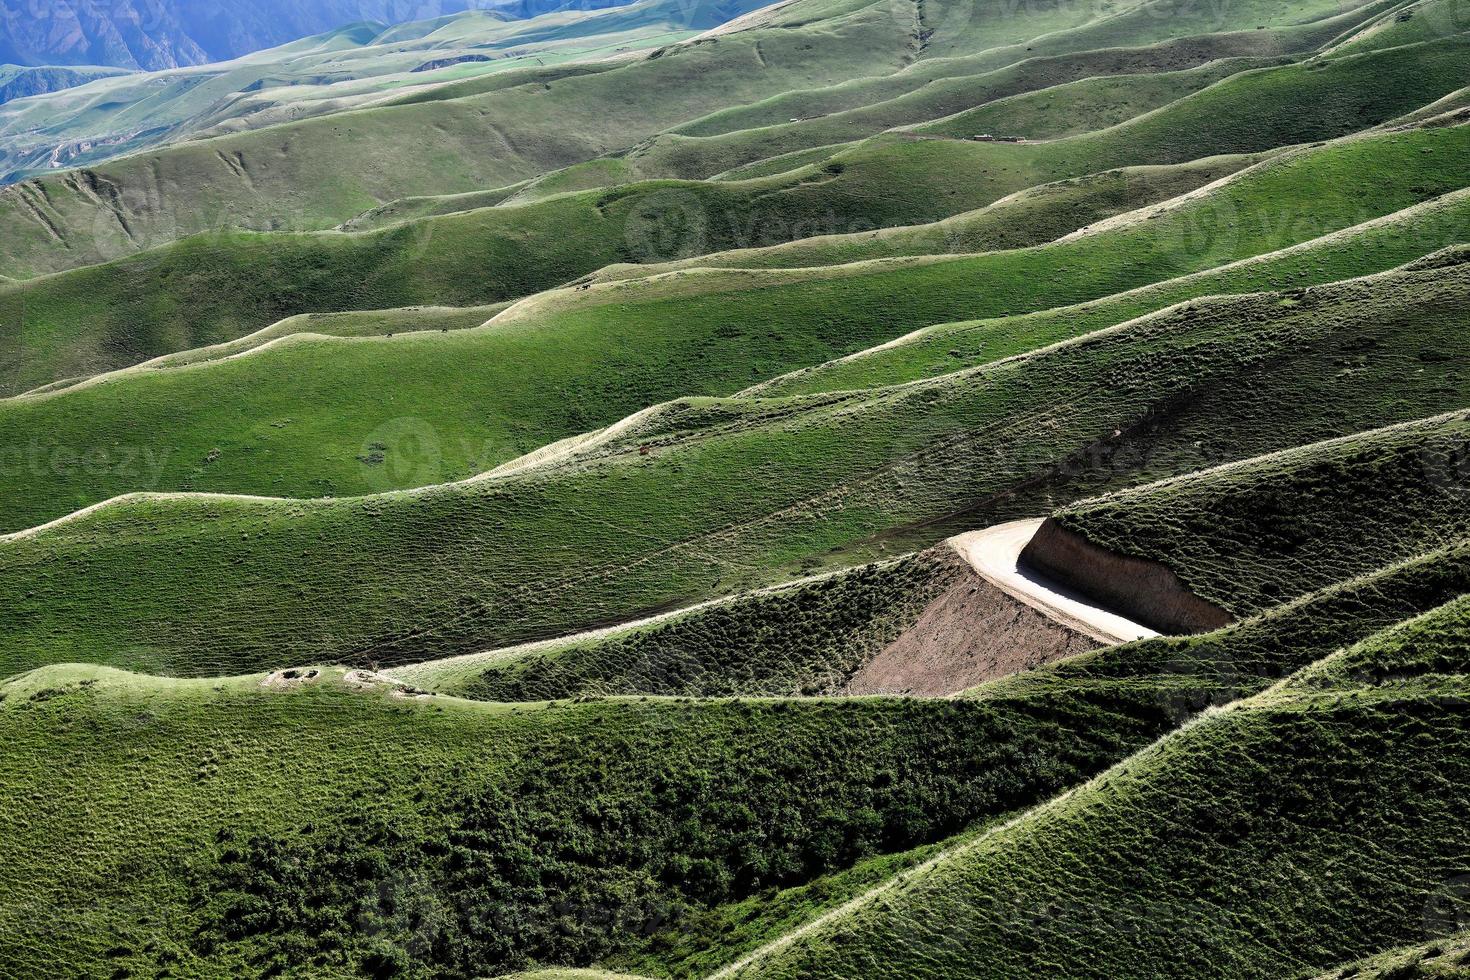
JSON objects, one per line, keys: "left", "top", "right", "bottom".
{"left": 950, "top": 518, "right": 1161, "bottom": 645}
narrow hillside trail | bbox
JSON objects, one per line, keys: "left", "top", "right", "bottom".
{"left": 948, "top": 518, "right": 1158, "bottom": 645}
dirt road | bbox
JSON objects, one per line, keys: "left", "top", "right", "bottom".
{"left": 948, "top": 518, "right": 1158, "bottom": 645}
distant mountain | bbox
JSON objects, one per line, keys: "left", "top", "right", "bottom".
{"left": 0, "top": 0, "right": 624, "bottom": 70}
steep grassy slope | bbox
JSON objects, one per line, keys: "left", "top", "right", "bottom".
{"left": 698, "top": 34, "right": 1470, "bottom": 218}
{"left": 605, "top": 836, "right": 971, "bottom": 980}
{"left": 0, "top": 144, "right": 1268, "bottom": 396}
{"left": 0, "top": 0, "right": 1418, "bottom": 280}
{"left": 393, "top": 548, "right": 969, "bottom": 700}
{"left": 6, "top": 474, "right": 1467, "bottom": 977}
{"left": 0, "top": 665, "right": 1161, "bottom": 978}
{"left": 976, "top": 537, "right": 1470, "bottom": 712}
{"left": 490, "top": 29, "right": 1470, "bottom": 229}
{"left": 747, "top": 187, "right": 1470, "bottom": 397}
{"left": 911, "top": 61, "right": 1281, "bottom": 139}
{"left": 1, "top": 124, "right": 1465, "bottom": 529}
{"left": 733, "top": 598, "right": 1470, "bottom": 979}
{"left": 23, "top": 457, "right": 1450, "bottom": 979}
{"left": 609, "top": 51, "right": 1285, "bottom": 183}
{"left": 400, "top": 523, "right": 1470, "bottom": 704}
{"left": 672, "top": 0, "right": 1396, "bottom": 139}
{"left": 132, "top": 303, "right": 508, "bottom": 367}
{"left": 421, "top": 31, "right": 1298, "bottom": 206}
{"left": 1314, "top": 933, "right": 1470, "bottom": 979}
{"left": 1331, "top": 0, "right": 1470, "bottom": 55}
{"left": 0, "top": 0, "right": 903, "bottom": 275}
{"left": 0, "top": 251, "right": 1466, "bottom": 677}
{"left": 20, "top": 303, "right": 508, "bottom": 398}
{"left": 1053, "top": 408, "right": 1470, "bottom": 616}
{"left": 626, "top": 154, "right": 1262, "bottom": 270}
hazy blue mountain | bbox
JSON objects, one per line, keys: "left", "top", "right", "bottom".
{"left": 0, "top": 0, "right": 630, "bottom": 69}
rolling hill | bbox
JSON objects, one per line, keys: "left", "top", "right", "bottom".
{"left": 0, "top": 0, "right": 510, "bottom": 70}
{"left": 2, "top": 248, "right": 1468, "bottom": 678}
{"left": 0, "top": 121, "right": 1466, "bottom": 529}
{"left": 0, "top": 0, "right": 1401, "bottom": 277}
{"left": 0, "top": 1, "right": 779, "bottom": 185}
{"left": 2, "top": 0, "right": 1469, "bottom": 974}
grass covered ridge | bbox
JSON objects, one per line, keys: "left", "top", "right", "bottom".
{"left": 732, "top": 598, "right": 1470, "bottom": 979}
{"left": 0, "top": 665, "right": 1157, "bottom": 978}
{"left": 1, "top": 122, "right": 1466, "bottom": 531}
{"left": 394, "top": 548, "right": 969, "bottom": 701}
{"left": 4, "top": 32, "right": 1466, "bottom": 395}
{"left": 0, "top": 248, "right": 1466, "bottom": 677}
{"left": 1054, "top": 407, "right": 1470, "bottom": 615}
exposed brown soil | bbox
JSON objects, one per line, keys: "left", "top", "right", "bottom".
{"left": 1020, "top": 517, "right": 1232, "bottom": 635}
{"left": 844, "top": 553, "right": 1099, "bottom": 696}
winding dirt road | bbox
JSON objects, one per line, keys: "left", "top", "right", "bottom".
{"left": 948, "top": 518, "right": 1158, "bottom": 645}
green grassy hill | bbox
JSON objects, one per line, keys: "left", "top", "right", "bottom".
{"left": 0, "top": 0, "right": 1408, "bottom": 280}
{"left": 745, "top": 185, "right": 1470, "bottom": 396}
{"left": 1, "top": 249, "right": 1466, "bottom": 678}
{"left": 0, "top": 4, "right": 723, "bottom": 185}
{"left": 605, "top": 49, "right": 1288, "bottom": 183}
{"left": 0, "top": 0, "right": 1119, "bottom": 278}
{"left": 731, "top": 597, "right": 1470, "bottom": 979}
{"left": 0, "top": 664, "right": 1160, "bottom": 978}
{"left": 614, "top": 154, "right": 1263, "bottom": 271}
{"left": 0, "top": 146, "right": 1260, "bottom": 396}
{"left": 665, "top": 0, "right": 1396, "bottom": 139}
{"left": 9, "top": 33, "right": 1466, "bottom": 396}
{"left": 5, "top": 427, "right": 1468, "bottom": 979}
{"left": 4, "top": 0, "right": 1469, "bottom": 971}
{"left": 1053, "top": 408, "right": 1470, "bottom": 614}
{"left": 1, "top": 120, "right": 1466, "bottom": 530}
{"left": 393, "top": 547, "right": 970, "bottom": 700}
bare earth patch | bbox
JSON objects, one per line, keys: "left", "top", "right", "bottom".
{"left": 844, "top": 556, "right": 1099, "bottom": 696}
